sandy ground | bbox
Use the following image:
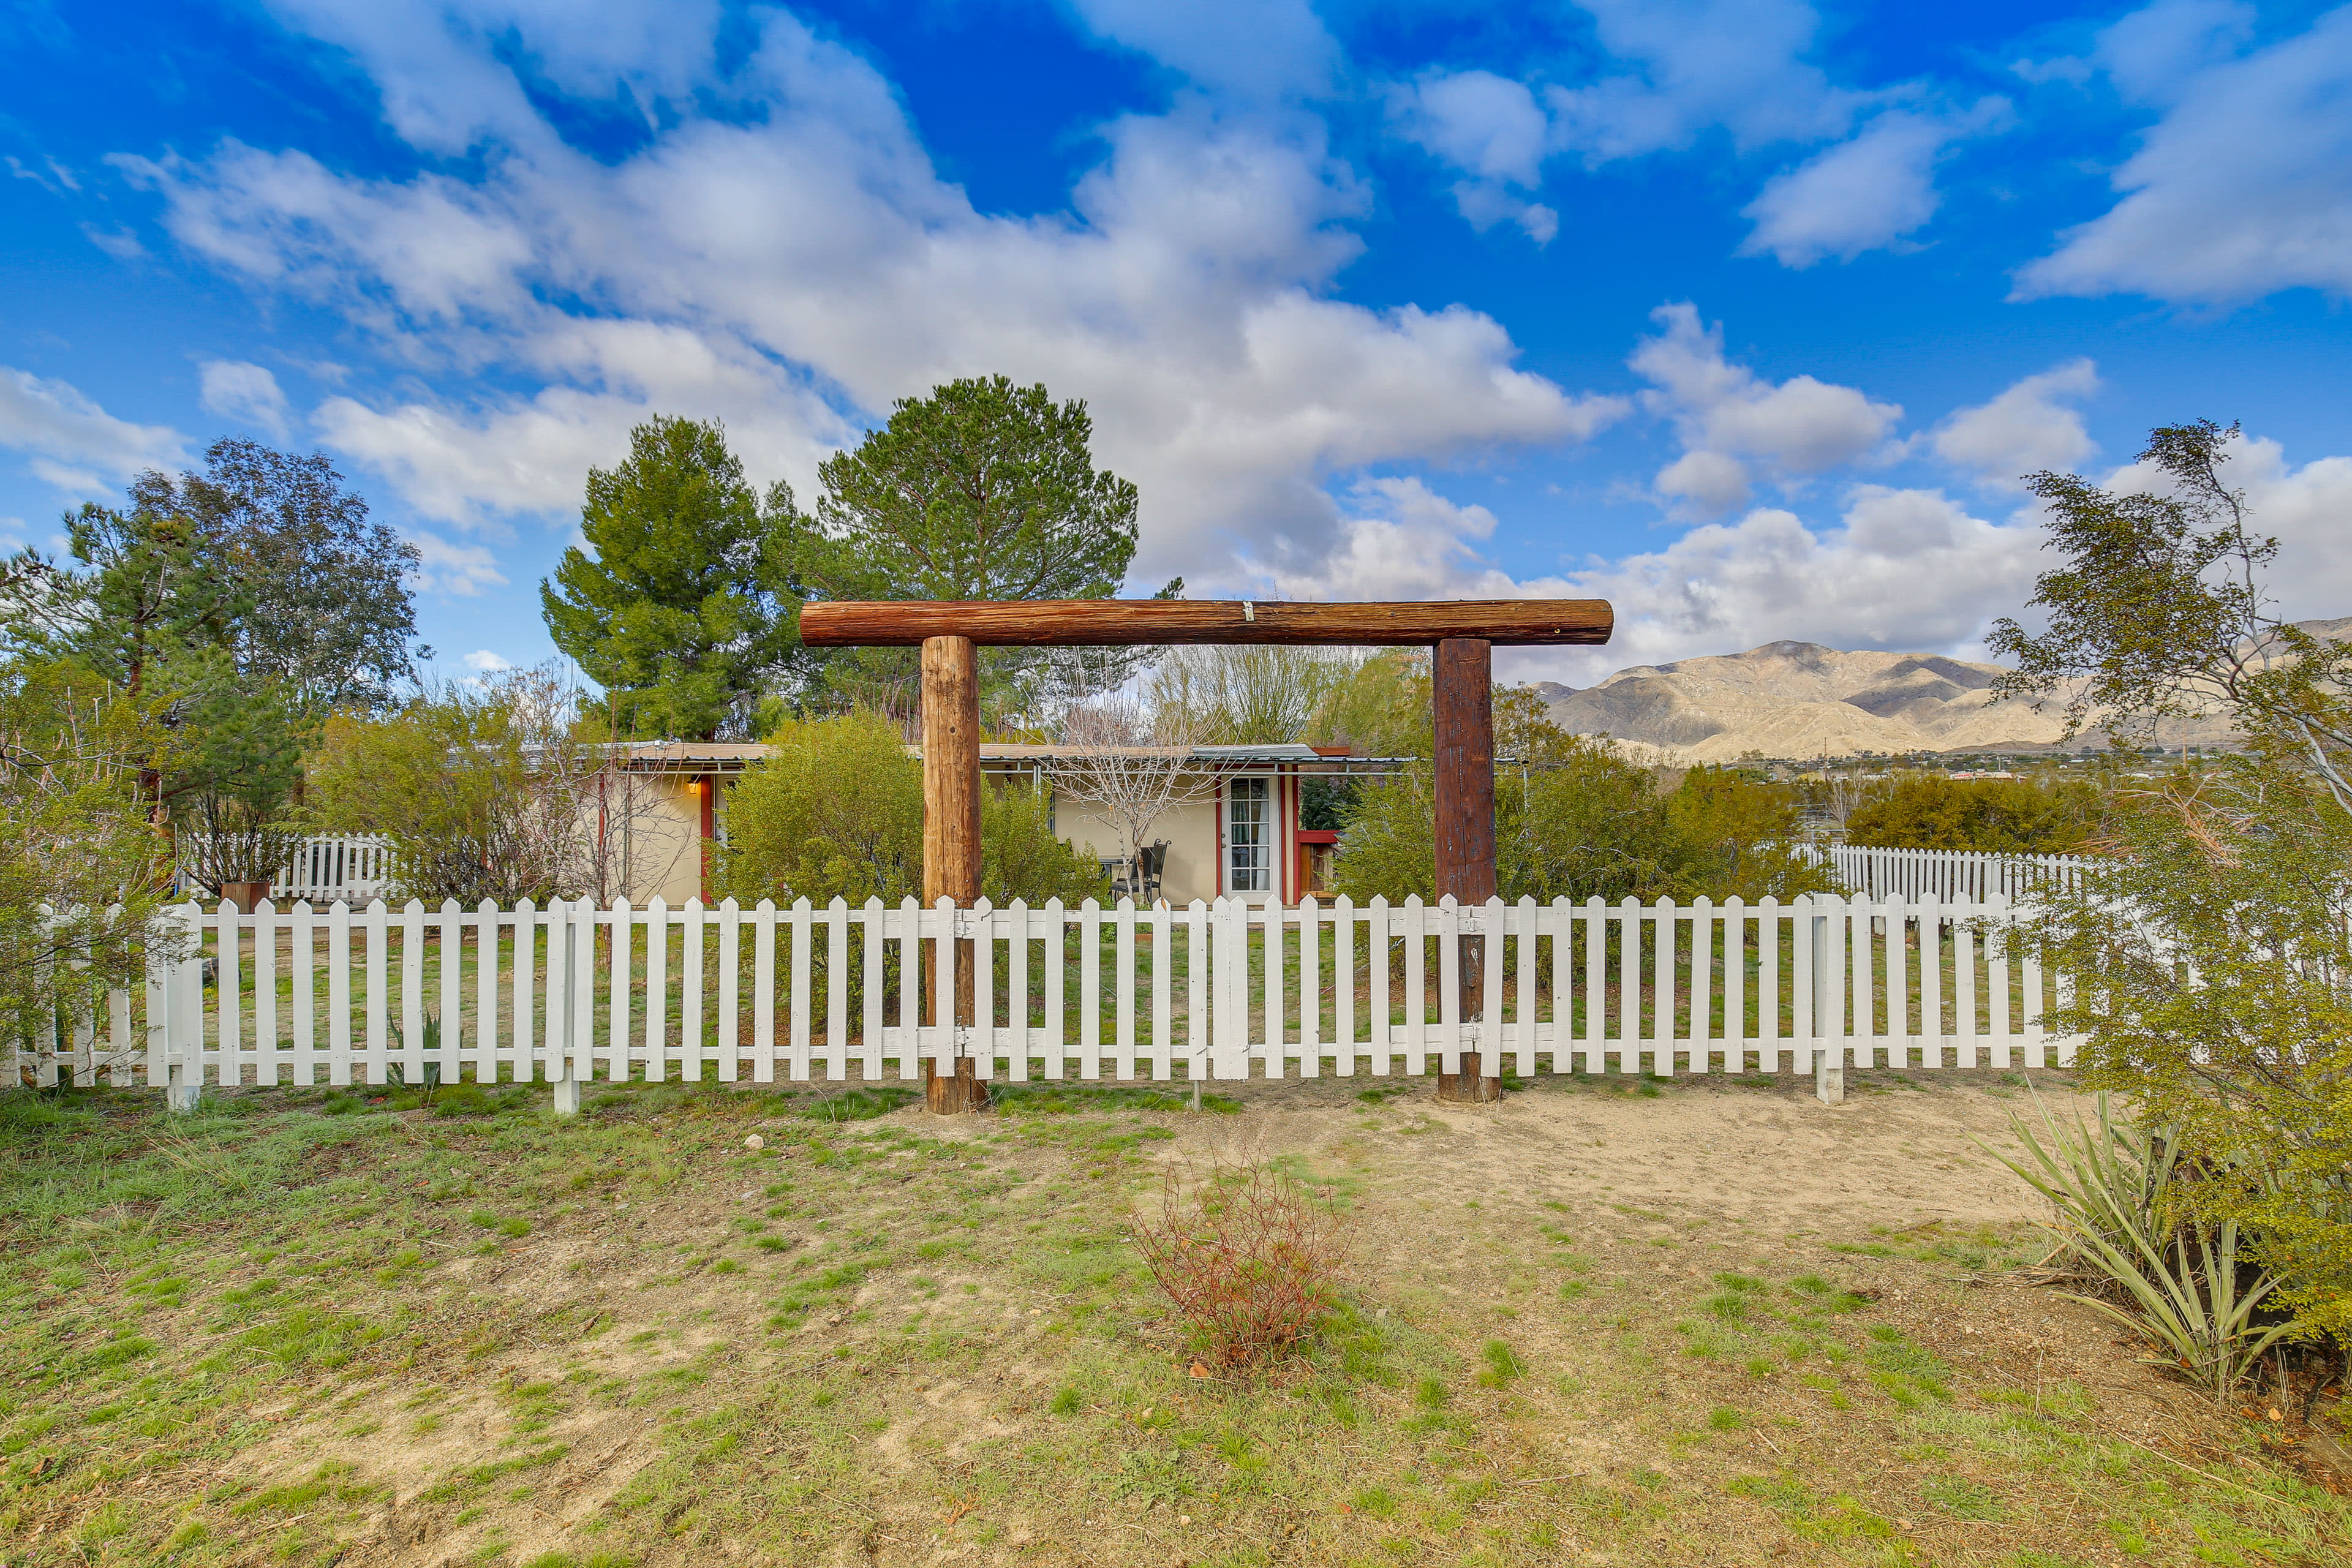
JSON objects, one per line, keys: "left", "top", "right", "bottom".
{"left": 1132, "top": 1067, "right": 2070, "bottom": 1237}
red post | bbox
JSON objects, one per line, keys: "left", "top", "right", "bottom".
{"left": 1433, "top": 637, "right": 1500, "bottom": 1102}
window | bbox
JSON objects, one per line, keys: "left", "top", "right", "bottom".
{"left": 1227, "top": 777, "right": 1270, "bottom": 893}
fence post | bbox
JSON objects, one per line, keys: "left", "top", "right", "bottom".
{"left": 1812, "top": 896, "right": 1844, "bottom": 1106}
{"left": 163, "top": 902, "right": 204, "bottom": 1113}
{"left": 550, "top": 899, "right": 581, "bottom": 1115}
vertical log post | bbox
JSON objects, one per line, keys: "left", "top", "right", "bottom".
{"left": 1433, "top": 637, "right": 1501, "bottom": 1102}
{"left": 921, "top": 635, "right": 988, "bottom": 1113}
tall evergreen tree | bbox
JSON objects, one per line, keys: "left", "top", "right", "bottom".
{"left": 805, "top": 375, "right": 1143, "bottom": 601}
{"left": 799, "top": 376, "right": 1172, "bottom": 723}
{"left": 540, "top": 416, "right": 807, "bottom": 741}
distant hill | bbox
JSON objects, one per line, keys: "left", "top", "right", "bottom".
{"left": 1524, "top": 620, "right": 2352, "bottom": 763}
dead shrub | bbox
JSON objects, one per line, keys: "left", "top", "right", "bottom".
{"left": 1133, "top": 1157, "right": 1352, "bottom": 1371}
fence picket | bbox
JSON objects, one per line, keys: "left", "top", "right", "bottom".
{"left": 859, "top": 897, "right": 881, "bottom": 1082}
{"left": 1115, "top": 898, "right": 1137, "bottom": 1082}
{"left": 510, "top": 899, "right": 536, "bottom": 1081}
{"left": 1185, "top": 900, "right": 1207, "bottom": 1084}
{"left": 1298, "top": 897, "right": 1320, "bottom": 1079}
{"left": 1480, "top": 896, "right": 1505, "bottom": 1076}
{"left": 720, "top": 899, "right": 744, "bottom": 1082}
{"left": 1334, "top": 896, "right": 1356, "bottom": 1077}
{"left": 1988, "top": 894, "right": 2014, "bottom": 1069}
{"left": 1149, "top": 901, "right": 1170, "bottom": 1083}
{"left": 825, "top": 897, "right": 848, "bottom": 1082}
{"left": 1515, "top": 896, "right": 1538, "bottom": 1078}
{"left": 1009, "top": 900, "right": 1032, "bottom": 1083}
{"left": 973, "top": 899, "right": 995, "bottom": 1084}
{"left": 790, "top": 897, "right": 813, "bottom": 1082}
{"left": 683, "top": 899, "right": 706, "bottom": 1082}
{"left": 1042, "top": 899, "right": 1064, "bottom": 1081}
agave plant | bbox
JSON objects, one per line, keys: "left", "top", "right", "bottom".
{"left": 1974, "top": 1090, "right": 2292, "bottom": 1399}
{"left": 386, "top": 1013, "right": 444, "bottom": 1108}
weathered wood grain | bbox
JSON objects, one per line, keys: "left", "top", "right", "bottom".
{"left": 799, "top": 598, "right": 1612, "bottom": 647}
{"left": 1434, "top": 636, "right": 1501, "bottom": 1101}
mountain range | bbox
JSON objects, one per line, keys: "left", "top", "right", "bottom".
{"left": 1523, "top": 622, "right": 2352, "bottom": 763}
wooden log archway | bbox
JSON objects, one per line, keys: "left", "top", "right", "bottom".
{"left": 799, "top": 598, "right": 1615, "bottom": 1112}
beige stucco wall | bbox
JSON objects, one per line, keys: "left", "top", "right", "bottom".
{"left": 598, "top": 775, "right": 706, "bottom": 906}
{"left": 1048, "top": 791, "right": 1226, "bottom": 905}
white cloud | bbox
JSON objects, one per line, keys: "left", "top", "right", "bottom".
{"left": 257, "top": 0, "right": 727, "bottom": 157}
{"left": 198, "top": 360, "right": 292, "bottom": 440}
{"left": 0, "top": 366, "right": 187, "bottom": 496}
{"left": 1654, "top": 448, "right": 1755, "bottom": 514}
{"left": 1259, "top": 477, "right": 1524, "bottom": 604}
{"left": 1252, "top": 473, "right": 2049, "bottom": 687}
{"left": 1227, "top": 421, "right": 2352, "bottom": 694}
{"left": 80, "top": 225, "right": 147, "bottom": 262}
{"left": 462, "top": 648, "right": 514, "bottom": 673}
{"left": 126, "top": 4, "right": 1625, "bottom": 592}
{"left": 1740, "top": 104, "right": 2005, "bottom": 266}
{"left": 2016, "top": 5, "right": 2352, "bottom": 303}
{"left": 1388, "top": 70, "right": 1559, "bottom": 241}
{"left": 405, "top": 529, "right": 508, "bottom": 597}
{"left": 1629, "top": 303, "right": 1902, "bottom": 515}
{"left": 1546, "top": 0, "right": 1865, "bottom": 161}
{"left": 1393, "top": 4, "right": 1905, "bottom": 250}
{"left": 1931, "top": 359, "right": 2100, "bottom": 488}
{"left": 2095, "top": 0, "right": 2255, "bottom": 103}
{"left": 1066, "top": 0, "right": 1338, "bottom": 100}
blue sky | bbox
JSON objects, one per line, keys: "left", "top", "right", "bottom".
{"left": 4, "top": 0, "right": 2350, "bottom": 689}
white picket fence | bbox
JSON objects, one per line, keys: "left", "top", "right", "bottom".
{"left": 11, "top": 891, "right": 2073, "bottom": 1101}
{"left": 276, "top": 835, "right": 394, "bottom": 904}
{"left": 179, "top": 835, "right": 393, "bottom": 904}
{"left": 1820, "top": 843, "right": 2095, "bottom": 902}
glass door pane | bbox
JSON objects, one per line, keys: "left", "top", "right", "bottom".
{"left": 1227, "top": 777, "right": 1269, "bottom": 892}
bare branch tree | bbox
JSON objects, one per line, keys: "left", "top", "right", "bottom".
{"left": 1048, "top": 695, "right": 1221, "bottom": 899}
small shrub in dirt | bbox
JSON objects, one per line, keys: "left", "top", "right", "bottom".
{"left": 1133, "top": 1158, "right": 1351, "bottom": 1371}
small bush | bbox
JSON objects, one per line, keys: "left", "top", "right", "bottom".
{"left": 1133, "top": 1158, "right": 1351, "bottom": 1371}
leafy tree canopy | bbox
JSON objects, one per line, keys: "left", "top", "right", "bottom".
{"left": 1332, "top": 706, "right": 1833, "bottom": 907}
{"left": 3, "top": 439, "right": 422, "bottom": 712}
{"left": 542, "top": 416, "right": 806, "bottom": 741}
{"left": 1991, "top": 418, "right": 2352, "bottom": 806}
{"left": 1844, "top": 772, "right": 2101, "bottom": 854}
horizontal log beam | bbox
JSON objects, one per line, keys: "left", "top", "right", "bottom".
{"left": 797, "top": 598, "right": 1612, "bottom": 648}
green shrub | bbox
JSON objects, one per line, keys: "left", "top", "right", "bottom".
{"left": 717, "top": 709, "right": 1104, "bottom": 910}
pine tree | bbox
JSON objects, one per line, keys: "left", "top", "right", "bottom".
{"left": 541, "top": 416, "right": 807, "bottom": 740}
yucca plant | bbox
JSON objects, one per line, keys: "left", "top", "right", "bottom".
{"left": 1975, "top": 1090, "right": 2291, "bottom": 1399}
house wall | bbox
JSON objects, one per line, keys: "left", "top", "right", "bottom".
{"left": 1046, "top": 792, "right": 1224, "bottom": 905}
{"left": 604, "top": 775, "right": 706, "bottom": 905}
